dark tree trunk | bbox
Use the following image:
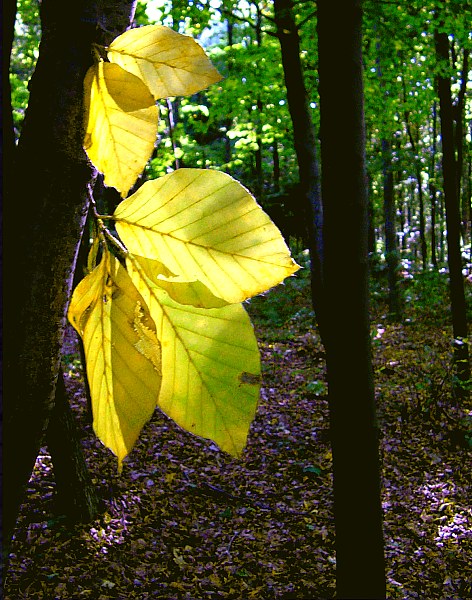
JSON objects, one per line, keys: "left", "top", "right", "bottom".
{"left": 416, "top": 166, "right": 428, "bottom": 269}
{"left": 1, "top": 0, "right": 18, "bottom": 583}
{"left": 255, "top": 108, "right": 264, "bottom": 198}
{"left": 166, "top": 97, "right": 181, "bottom": 169}
{"left": 416, "top": 164, "right": 428, "bottom": 271}
{"left": 438, "top": 188, "right": 446, "bottom": 264}
{"left": 45, "top": 223, "right": 98, "bottom": 523}
{"left": 253, "top": 12, "right": 264, "bottom": 200}
{"left": 367, "top": 176, "right": 376, "bottom": 258}
{"left": 46, "top": 369, "right": 102, "bottom": 522}
{"left": 3, "top": 0, "right": 138, "bottom": 572}
{"left": 455, "top": 49, "right": 469, "bottom": 248}
{"left": 468, "top": 122, "right": 472, "bottom": 266}
{"left": 274, "top": 0, "right": 325, "bottom": 341}
{"left": 407, "top": 189, "right": 413, "bottom": 251}
{"left": 375, "top": 33, "right": 401, "bottom": 300}
{"left": 430, "top": 103, "right": 438, "bottom": 269}
{"left": 272, "top": 142, "right": 281, "bottom": 193}
{"left": 430, "top": 181, "right": 438, "bottom": 268}
{"left": 399, "top": 190, "right": 407, "bottom": 252}
{"left": 223, "top": 18, "right": 234, "bottom": 172}
{"left": 404, "top": 104, "right": 428, "bottom": 270}
{"left": 382, "top": 139, "right": 402, "bottom": 320}
{"left": 317, "top": 1, "right": 386, "bottom": 597}
{"left": 435, "top": 30, "right": 471, "bottom": 387}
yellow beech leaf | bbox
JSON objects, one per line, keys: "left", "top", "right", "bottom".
{"left": 114, "top": 169, "right": 300, "bottom": 304}
{"left": 107, "top": 24, "right": 222, "bottom": 100}
{"left": 126, "top": 254, "right": 261, "bottom": 456}
{"left": 68, "top": 249, "right": 162, "bottom": 471}
{"left": 128, "top": 256, "right": 229, "bottom": 309}
{"left": 83, "top": 61, "right": 158, "bottom": 197}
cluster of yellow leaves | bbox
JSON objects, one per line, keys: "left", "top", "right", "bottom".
{"left": 83, "top": 25, "right": 222, "bottom": 197}
{"left": 70, "top": 26, "right": 300, "bottom": 471}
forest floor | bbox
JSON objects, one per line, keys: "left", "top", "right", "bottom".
{"left": 4, "top": 258, "right": 472, "bottom": 600}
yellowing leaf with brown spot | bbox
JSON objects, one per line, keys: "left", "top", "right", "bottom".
{"left": 114, "top": 169, "right": 300, "bottom": 305}
{"left": 126, "top": 254, "right": 261, "bottom": 456}
{"left": 68, "top": 249, "right": 162, "bottom": 471}
{"left": 107, "top": 25, "right": 222, "bottom": 100}
{"left": 83, "top": 61, "right": 158, "bottom": 197}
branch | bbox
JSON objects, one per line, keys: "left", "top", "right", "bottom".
{"left": 220, "top": 7, "right": 279, "bottom": 38}
{"left": 220, "top": 8, "right": 257, "bottom": 30}
{"left": 296, "top": 10, "right": 317, "bottom": 31}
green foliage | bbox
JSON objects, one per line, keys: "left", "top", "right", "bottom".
{"left": 305, "top": 381, "right": 327, "bottom": 397}
{"left": 247, "top": 250, "right": 313, "bottom": 331}
{"left": 10, "top": 0, "right": 40, "bottom": 137}
{"left": 404, "top": 270, "right": 471, "bottom": 326}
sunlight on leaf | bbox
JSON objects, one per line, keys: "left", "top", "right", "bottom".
{"left": 108, "top": 24, "right": 222, "bottom": 100}
{"left": 125, "top": 256, "right": 228, "bottom": 309}
{"left": 83, "top": 62, "right": 158, "bottom": 197}
{"left": 68, "top": 249, "right": 162, "bottom": 471}
{"left": 114, "top": 168, "right": 300, "bottom": 304}
{"left": 126, "top": 253, "right": 261, "bottom": 456}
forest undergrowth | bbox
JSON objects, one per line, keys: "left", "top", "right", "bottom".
{"left": 4, "top": 253, "right": 472, "bottom": 599}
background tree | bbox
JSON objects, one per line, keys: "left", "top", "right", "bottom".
{"left": 317, "top": 0, "right": 386, "bottom": 597}
{"left": 273, "top": 0, "right": 325, "bottom": 340}
{"left": 435, "top": 25, "right": 470, "bottom": 388}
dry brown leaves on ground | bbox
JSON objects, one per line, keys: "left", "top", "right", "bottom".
{"left": 4, "top": 294, "right": 471, "bottom": 599}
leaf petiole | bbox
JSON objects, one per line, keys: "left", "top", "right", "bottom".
{"left": 101, "top": 227, "right": 128, "bottom": 260}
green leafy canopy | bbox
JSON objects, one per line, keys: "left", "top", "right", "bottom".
{"left": 69, "top": 24, "right": 300, "bottom": 471}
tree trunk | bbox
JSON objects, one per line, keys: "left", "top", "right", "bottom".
{"left": 274, "top": 0, "right": 325, "bottom": 341}
{"left": 46, "top": 369, "right": 102, "bottom": 522}
{"left": 223, "top": 18, "right": 234, "bottom": 172}
{"left": 430, "top": 102, "right": 438, "bottom": 268}
{"left": 367, "top": 175, "right": 376, "bottom": 259}
{"left": 272, "top": 141, "right": 281, "bottom": 193}
{"left": 468, "top": 122, "right": 472, "bottom": 266}
{"left": 253, "top": 12, "right": 265, "bottom": 201}
{"left": 317, "top": 1, "right": 386, "bottom": 597}
{"left": 430, "top": 180, "right": 438, "bottom": 268}
{"left": 435, "top": 30, "right": 471, "bottom": 387}
{"left": 166, "top": 97, "right": 181, "bottom": 170}
{"left": 438, "top": 188, "right": 446, "bottom": 264}
{"left": 382, "top": 138, "right": 402, "bottom": 320}
{"left": 3, "top": 0, "right": 138, "bottom": 571}
{"left": 45, "top": 225, "right": 98, "bottom": 521}
{"left": 454, "top": 49, "right": 469, "bottom": 246}
{"left": 404, "top": 102, "right": 428, "bottom": 270}
{"left": 416, "top": 166, "right": 428, "bottom": 270}
{"left": 399, "top": 189, "right": 407, "bottom": 253}
{"left": 1, "top": 0, "right": 18, "bottom": 582}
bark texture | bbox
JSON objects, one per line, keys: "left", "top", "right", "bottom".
{"left": 317, "top": 0, "right": 386, "bottom": 597}
{"left": 46, "top": 370, "right": 102, "bottom": 522}
{"left": 3, "top": 0, "right": 138, "bottom": 573}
